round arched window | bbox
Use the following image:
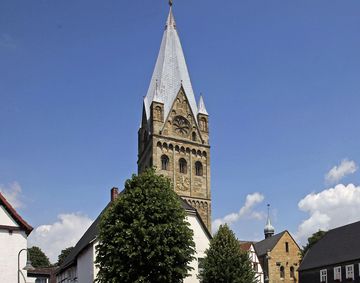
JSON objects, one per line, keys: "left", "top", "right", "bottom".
{"left": 161, "top": 155, "right": 169, "bottom": 170}
{"left": 195, "top": 161, "right": 203, "bottom": 176}
{"left": 179, "top": 158, "right": 187, "bottom": 174}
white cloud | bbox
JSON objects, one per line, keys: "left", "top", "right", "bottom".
{"left": 295, "top": 183, "right": 360, "bottom": 245}
{"left": 0, "top": 182, "right": 23, "bottom": 208}
{"left": 28, "top": 213, "right": 93, "bottom": 263}
{"left": 325, "top": 159, "right": 357, "bottom": 184}
{"left": 212, "top": 192, "right": 265, "bottom": 232}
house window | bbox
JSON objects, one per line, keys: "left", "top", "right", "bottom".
{"left": 195, "top": 161, "right": 203, "bottom": 176}
{"left": 290, "top": 266, "right": 295, "bottom": 279}
{"left": 334, "top": 266, "right": 341, "bottom": 281}
{"left": 161, "top": 155, "right": 169, "bottom": 170}
{"left": 320, "top": 269, "right": 327, "bottom": 283}
{"left": 280, "top": 266, "right": 285, "bottom": 279}
{"left": 179, "top": 158, "right": 187, "bottom": 174}
{"left": 285, "top": 242, "right": 289, "bottom": 253}
{"left": 346, "top": 265, "right": 354, "bottom": 280}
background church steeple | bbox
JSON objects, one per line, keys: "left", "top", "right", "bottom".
{"left": 264, "top": 204, "right": 275, "bottom": 239}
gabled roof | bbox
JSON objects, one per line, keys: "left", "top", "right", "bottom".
{"left": 254, "top": 231, "right": 287, "bottom": 257}
{"left": 144, "top": 6, "right": 199, "bottom": 126}
{"left": 299, "top": 220, "right": 360, "bottom": 271}
{"left": 0, "top": 192, "right": 33, "bottom": 235}
{"left": 58, "top": 203, "right": 109, "bottom": 271}
{"left": 240, "top": 242, "right": 253, "bottom": 252}
{"left": 58, "top": 196, "right": 210, "bottom": 273}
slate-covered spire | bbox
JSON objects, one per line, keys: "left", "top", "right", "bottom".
{"left": 264, "top": 204, "right": 275, "bottom": 239}
{"left": 198, "top": 95, "right": 208, "bottom": 115}
{"left": 144, "top": 5, "right": 198, "bottom": 126}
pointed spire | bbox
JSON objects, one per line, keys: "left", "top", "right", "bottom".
{"left": 153, "top": 79, "right": 162, "bottom": 103}
{"left": 198, "top": 95, "right": 209, "bottom": 115}
{"left": 144, "top": 4, "right": 198, "bottom": 128}
{"left": 264, "top": 204, "right": 275, "bottom": 239}
{"left": 165, "top": 5, "right": 176, "bottom": 30}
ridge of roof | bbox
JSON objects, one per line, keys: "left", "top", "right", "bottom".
{"left": 299, "top": 220, "right": 360, "bottom": 271}
{"left": 0, "top": 192, "right": 33, "bottom": 235}
{"left": 144, "top": 6, "right": 198, "bottom": 127}
{"left": 254, "top": 230, "right": 287, "bottom": 257}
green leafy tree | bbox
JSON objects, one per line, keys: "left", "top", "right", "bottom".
{"left": 199, "top": 224, "right": 257, "bottom": 283}
{"left": 95, "top": 169, "right": 195, "bottom": 283}
{"left": 28, "top": 246, "right": 51, "bottom": 268}
{"left": 57, "top": 246, "right": 74, "bottom": 266}
{"left": 301, "top": 230, "right": 327, "bottom": 259}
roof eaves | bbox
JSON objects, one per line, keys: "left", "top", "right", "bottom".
{"left": 0, "top": 193, "right": 33, "bottom": 235}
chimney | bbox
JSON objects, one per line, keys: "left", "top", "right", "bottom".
{"left": 111, "top": 187, "right": 119, "bottom": 202}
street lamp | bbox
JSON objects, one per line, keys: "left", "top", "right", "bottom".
{"left": 18, "top": 248, "right": 35, "bottom": 283}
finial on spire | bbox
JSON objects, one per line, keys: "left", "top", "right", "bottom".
{"left": 264, "top": 204, "right": 275, "bottom": 239}
{"left": 169, "top": 0, "right": 173, "bottom": 7}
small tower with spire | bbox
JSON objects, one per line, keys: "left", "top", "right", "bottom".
{"left": 264, "top": 204, "right": 275, "bottom": 239}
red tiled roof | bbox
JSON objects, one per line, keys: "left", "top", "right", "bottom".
{"left": 0, "top": 192, "right": 33, "bottom": 235}
{"left": 240, "top": 242, "right": 253, "bottom": 251}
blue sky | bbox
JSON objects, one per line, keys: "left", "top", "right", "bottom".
{"left": 1, "top": 0, "right": 360, "bottom": 261}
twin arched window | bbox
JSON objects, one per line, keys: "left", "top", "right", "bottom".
{"left": 161, "top": 155, "right": 169, "bottom": 170}
{"left": 161, "top": 155, "right": 203, "bottom": 176}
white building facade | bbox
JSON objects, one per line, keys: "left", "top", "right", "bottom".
{"left": 0, "top": 193, "right": 33, "bottom": 283}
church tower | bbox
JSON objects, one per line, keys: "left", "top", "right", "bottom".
{"left": 138, "top": 4, "right": 211, "bottom": 230}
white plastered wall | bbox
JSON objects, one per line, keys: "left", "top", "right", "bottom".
{"left": 77, "top": 244, "right": 95, "bottom": 283}
{"left": 0, "top": 204, "right": 29, "bottom": 283}
{"left": 184, "top": 213, "right": 210, "bottom": 283}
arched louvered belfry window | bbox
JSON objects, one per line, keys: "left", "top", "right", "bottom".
{"left": 161, "top": 155, "right": 169, "bottom": 170}
{"left": 280, "top": 266, "right": 285, "bottom": 279}
{"left": 290, "top": 266, "right": 295, "bottom": 279}
{"left": 195, "top": 161, "right": 203, "bottom": 176}
{"left": 179, "top": 158, "right": 187, "bottom": 174}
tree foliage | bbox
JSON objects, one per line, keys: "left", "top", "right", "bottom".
{"left": 57, "top": 246, "right": 74, "bottom": 266}
{"left": 95, "top": 169, "right": 195, "bottom": 283}
{"left": 28, "top": 246, "right": 51, "bottom": 268}
{"left": 199, "top": 224, "right": 257, "bottom": 283}
{"left": 301, "top": 230, "right": 327, "bottom": 259}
